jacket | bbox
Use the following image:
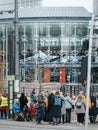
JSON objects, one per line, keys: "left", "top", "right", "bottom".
{"left": 13, "top": 102, "right": 21, "bottom": 114}
{"left": 0, "top": 93, "right": 8, "bottom": 110}
{"left": 64, "top": 96, "right": 73, "bottom": 109}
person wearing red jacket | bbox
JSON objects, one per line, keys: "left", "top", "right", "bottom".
{"left": 28, "top": 102, "right": 38, "bottom": 121}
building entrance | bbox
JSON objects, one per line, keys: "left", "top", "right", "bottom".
{"left": 60, "top": 84, "right": 82, "bottom": 96}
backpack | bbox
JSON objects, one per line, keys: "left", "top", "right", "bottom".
{"left": 54, "top": 96, "right": 61, "bottom": 106}
{"left": 96, "top": 98, "right": 98, "bottom": 108}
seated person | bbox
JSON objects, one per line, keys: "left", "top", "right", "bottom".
{"left": 13, "top": 99, "right": 23, "bottom": 121}
{"left": 28, "top": 102, "right": 38, "bottom": 121}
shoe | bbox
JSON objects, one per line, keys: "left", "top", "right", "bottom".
{"left": 36, "top": 121, "right": 41, "bottom": 124}
{"left": 77, "top": 122, "right": 79, "bottom": 125}
{"left": 82, "top": 122, "right": 85, "bottom": 125}
{"left": 79, "top": 123, "right": 83, "bottom": 126}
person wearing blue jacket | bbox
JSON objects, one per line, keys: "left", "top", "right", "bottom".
{"left": 13, "top": 99, "right": 21, "bottom": 114}
{"left": 13, "top": 99, "right": 23, "bottom": 121}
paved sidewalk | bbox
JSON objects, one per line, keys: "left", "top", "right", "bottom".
{"left": 0, "top": 119, "right": 98, "bottom": 130}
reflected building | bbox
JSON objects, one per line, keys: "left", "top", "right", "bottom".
{"left": 1, "top": 6, "right": 97, "bottom": 93}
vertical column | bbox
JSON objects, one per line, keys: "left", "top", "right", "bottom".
{"left": 2, "top": 26, "right": 5, "bottom": 80}
{"left": 15, "top": 0, "right": 19, "bottom": 82}
{"left": 60, "top": 67, "right": 66, "bottom": 83}
{"left": 34, "top": 25, "right": 38, "bottom": 82}
{"left": 44, "top": 67, "right": 50, "bottom": 83}
{"left": 60, "top": 24, "right": 65, "bottom": 62}
{"left": 61, "top": 24, "right": 64, "bottom": 51}
{"left": 47, "top": 25, "right": 51, "bottom": 62}
{"left": 23, "top": 26, "right": 27, "bottom": 82}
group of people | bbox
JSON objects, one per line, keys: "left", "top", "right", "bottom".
{"left": 0, "top": 88, "right": 98, "bottom": 126}
{"left": 13, "top": 88, "right": 98, "bottom": 125}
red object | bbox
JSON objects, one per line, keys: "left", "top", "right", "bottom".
{"left": 59, "top": 68, "right": 66, "bottom": 83}
{"left": 44, "top": 68, "right": 50, "bottom": 83}
{"left": 28, "top": 105, "right": 38, "bottom": 117}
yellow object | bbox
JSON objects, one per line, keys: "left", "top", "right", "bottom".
{"left": 1, "top": 96, "right": 8, "bottom": 107}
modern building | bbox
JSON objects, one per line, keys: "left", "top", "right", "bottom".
{"left": 1, "top": 6, "right": 98, "bottom": 94}
{"left": 93, "top": 0, "right": 98, "bottom": 16}
{"left": 0, "top": 0, "right": 43, "bottom": 11}
{"left": 19, "top": 0, "right": 42, "bottom": 7}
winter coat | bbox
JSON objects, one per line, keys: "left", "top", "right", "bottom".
{"left": 13, "top": 102, "right": 21, "bottom": 114}
{"left": 90, "top": 95, "right": 98, "bottom": 115}
{"left": 52, "top": 95, "right": 62, "bottom": 118}
{"left": 19, "top": 93, "right": 28, "bottom": 111}
{"left": 60, "top": 95, "right": 66, "bottom": 115}
{"left": 28, "top": 105, "right": 38, "bottom": 117}
{"left": 75, "top": 96, "right": 86, "bottom": 114}
{"left": 0, "top": 93, "right": 8, "bottom": 110}
{"left": 30, "top": 92, "right": 37, "bottom": 103}
{"left": 64, "top": 96, "right": 73, "bottom": 109}
{"left": 48, "top": 93, "right": 55, "bottom": 112}
{"left": 38, "top": 95, "right": 45, "bottom": 107}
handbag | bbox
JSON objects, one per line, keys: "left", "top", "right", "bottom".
{"left": 76, "top": 102, "right": 82, "bottom": 109}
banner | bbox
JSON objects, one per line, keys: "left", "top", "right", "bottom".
{"left": 44, "top": 68, "right": 50, "bottom": 83}
{"left": 60, "top": 68, "right": 66, "bottom": 83}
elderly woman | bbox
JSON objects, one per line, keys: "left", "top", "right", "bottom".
{"left": 13, "top": 99, "right": 21, "bottom": 114}
{"left": 13, "top": 99, "right": 23, "bottom": 121}
{"left": 75, "top": 94, "right": 86, "bottom": 125}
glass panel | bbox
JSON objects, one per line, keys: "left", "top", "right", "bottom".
{"left": 18, "top": 22, "right": 89, "bottom": 83}
{"left": 50, "top": 68, "right": 60, "bottom": 82}
{"left": 66, "top": 67, "right": 81, "bottom": 83}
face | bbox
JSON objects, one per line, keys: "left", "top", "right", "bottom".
{"left": 83, "top": 80, "right": 87, "bottom": 85}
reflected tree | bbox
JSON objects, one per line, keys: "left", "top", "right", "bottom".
{"left": 0, "top": 45, "right": 5, "bottom": 92}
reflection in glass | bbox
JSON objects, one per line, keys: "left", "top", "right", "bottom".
{"left": 18, "top": 22, "right": 90, "bottom": 83}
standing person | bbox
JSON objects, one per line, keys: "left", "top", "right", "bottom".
{"left": 48, "top": 90, "right": 55, "bottom": 124}
{"left": 95, "top": 93, "right": 98, "bottom": 122}
{"left": 60, "top": 93, "right": 66, "bottom": 124}
{"left": 81, "top": 79, "right": 87, "bottom": 93}
{"left": 30, "top": 89, "right": 37, "bottom": 104}
{"left": 36, "top": 93, "right": 46, "bottom": 124}
{"left": 0, "top": 92, "right": 2, "bottom": 119}
{"left": 19, "top": 92, "right": 28, "bottom": 121}
{"left": 52, "top": 90, "right": 62, "bottom": 125}
{"left": 90, "top": 93, "right": 98, "bottom": 123}
{"left": 44, "top": 91, "right": 49, "bottom": 122}
{"left": 0, "top": 90, "right": 8, "bottom": 120}
{"left": 64, "top": 93, "right": 73, "bottom": 123}
{"left": 75, "top": 94, "right": 86, "bottom": 125}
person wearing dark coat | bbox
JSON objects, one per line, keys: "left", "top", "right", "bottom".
{"left": 30, "top": 89, "right": 37, "bottom": 103}
{"left": 89, "top": 93, "right": 98, "bottom": 123}
{"left": 19, "top": 92, "right": 28, "bottom": 121}
{"left": 48, "top": 91, "right": 55, "bottom": 124}
{"left": 52, "top": 90, "right": 62, "bottom": 125}
{"left": 36, "top": 93, "right": 46, "bottom": 124}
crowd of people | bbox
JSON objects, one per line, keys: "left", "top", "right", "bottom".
{"left": 0, "top": 88, "right": 98, "bottom": 126}
{"left": 13, "top": 89, "right": 98, "bottom": 125}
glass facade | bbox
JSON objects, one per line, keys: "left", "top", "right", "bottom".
{"left": 0, "top": 21, "right": 98, "bottom": 85}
